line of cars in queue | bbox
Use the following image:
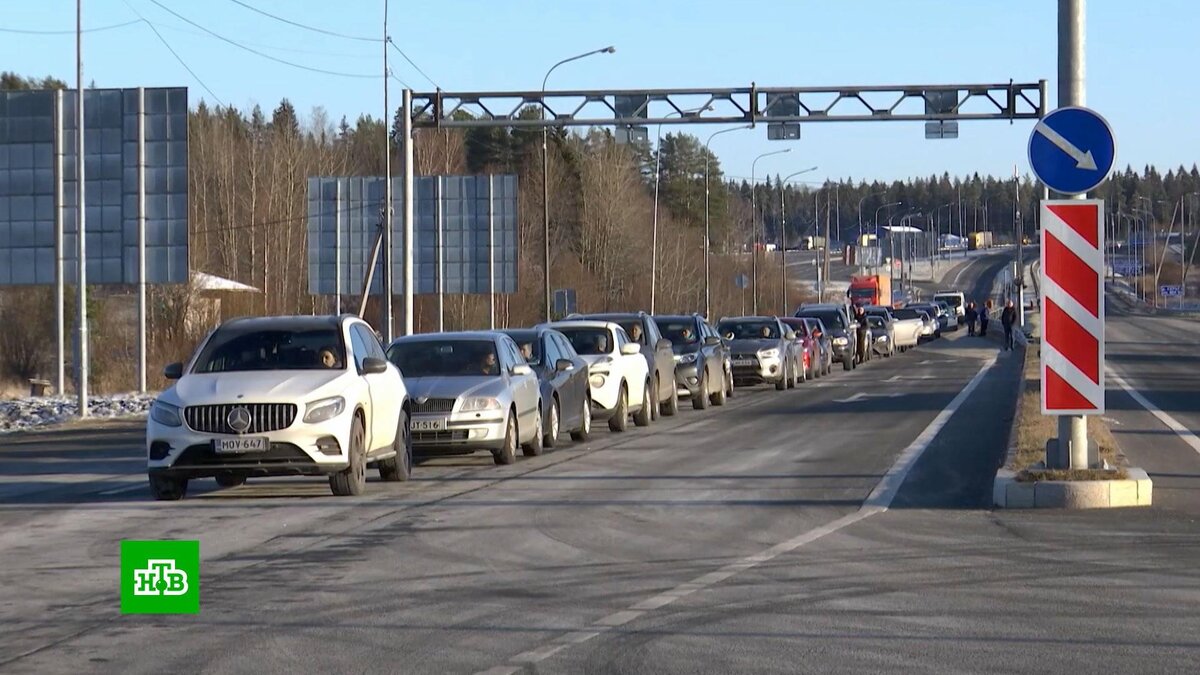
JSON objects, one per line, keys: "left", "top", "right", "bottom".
{"left": 142, "top": 295, "right": 964, "bottom": 500}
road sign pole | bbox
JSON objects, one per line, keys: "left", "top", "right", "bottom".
{"left": 1059, "top": 0, "right": 1089, "bottom": 470}
{"left": 75, "top": 0, "right": 89, "bottom": 418}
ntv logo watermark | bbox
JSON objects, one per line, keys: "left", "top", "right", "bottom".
{"left": 121, "top": 541, "right": 200, "bottom": 614}
{"left": 133, "top": 560, "right": 189, "bottom": 596}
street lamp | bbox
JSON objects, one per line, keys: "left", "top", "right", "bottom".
{"left": 780, "top": 167, "right": 819, "bottom": 314}
{"left": 750, "top": 148, "right": 791, "bottom": 314}
{"left": 704, "top": 125, "right": 753, "bottom": 319}
{"left": 874, "top": 201, "right": 902, "bottom": 238}
{"left": 651, "top": 105, "right": 712, "bottom": 314}
{"left": 857, "top": 191, "right": 888, "bottom": 238}
{"left": 541, "top": 45, "right": 615, "bottom": 321}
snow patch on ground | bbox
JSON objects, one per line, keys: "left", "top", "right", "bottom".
{"left": 0, "top": 393, "right": 156, "bottom": 434}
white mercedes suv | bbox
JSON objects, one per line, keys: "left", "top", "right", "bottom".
{"left": 545, "top": 320, "right": 652, "bottom": 432}
{"left": 146, "top": 315, "right": 411, "bottom": 500}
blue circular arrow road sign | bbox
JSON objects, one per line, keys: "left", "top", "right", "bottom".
{"left": 1027, "top": 106, "right": 1116, "bottom": 195}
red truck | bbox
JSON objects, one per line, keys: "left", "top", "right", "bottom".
{"left": 848, "top": 273, "right": 894, "bottom": 307}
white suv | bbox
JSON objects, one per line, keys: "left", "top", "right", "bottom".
{"left": 146, "top": 315, "right": 410, "bottom": 500}
{"left": 546, "top": 321, "right": 652, "bottom": 432}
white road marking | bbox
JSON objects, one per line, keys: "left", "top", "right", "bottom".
{"left": 1108, "top": 366, "right": 1200, "bottom": 456}
{"left": 884, "top": 374, "right": 937, "bottom": 382}
{"left": 947, "top": 257, "right": 978, "bottom": 289}
{"left": 473, "top": 354, "right": 1000, "bottom": 674}
{"left": 833, "top": 392, "right": 904, "bottom": 403}
{"left": 97, "top": 483, "right": 146, "bottom": 496}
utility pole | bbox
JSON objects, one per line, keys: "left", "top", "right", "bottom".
{"left": 382, "top": 0, "right": 393, "bottom": 341}
{"left": 75, "top": 0, "right": 89, "bottom": 417}
{"left": 1055, "top": 0, "right": 1089, "bottom": 470}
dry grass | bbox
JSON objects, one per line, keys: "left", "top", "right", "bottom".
{"left": 1010, "top": 315, "right": 1121, "bottom": 472}
{"left": 1015, "top": 468, "right": 1129, "bottom": 482}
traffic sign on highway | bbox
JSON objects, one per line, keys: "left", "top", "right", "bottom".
{"left": 1040, "top": 200, "right": 1105, "bottom": 415}
{"left": 1028, "top": 106, "right": 1116, "bottom": 196}
{"left": 1160, "top": 284, "right": 1183, "bottom": 298}
{"left": 735, "top": 274, "right": 750, "bottom": 290}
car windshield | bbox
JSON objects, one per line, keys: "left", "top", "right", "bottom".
{"left": 557, "top": 327, "right": 614, "bottom": 356}
{"left": 718, "top": 320, "right": 779, "bottom": 340}
{"left": 848, "top": 287, "right": 876, "bottom": 301}
{"left": 893, "top": 308, "right": 922, "bottom": 320}
{"left": 387, "top": 340, "right": 501, "bottom": 377}
{"left": 501, "top": 331, "right": 542, "bottom": 366}
{"left": 797, "top": 310, "right": 845, "bottom": 330}
{"left": 935, "top": 294, "right": 963, "bottom": 309}
{"left": 867, "top": 316, "right": 885, "bottom": 328}
{"left": 654, "top": 319, "right": 700, "bottom": 349}
{"left": 192, "top": 327, "right": 345, "bottom": 373}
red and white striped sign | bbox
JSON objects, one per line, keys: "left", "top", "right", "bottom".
{"left": 1040, "top": 199, "right": 1105, "bottom": 414}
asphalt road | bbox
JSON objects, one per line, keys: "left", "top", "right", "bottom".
{"left": 2, "top": 253, "right": 1199, "bottom": 674}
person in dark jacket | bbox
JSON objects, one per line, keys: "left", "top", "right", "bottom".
{"left": 979, "top": 299, "right": 992, "bottom": 336}
{"left": 853, "top": 304, "right": 870, "bottom": 363}
{"left": 1001, "top": 299, "right": 1019, "bottom": 350}
{"left": 964, "top": 302, "right": 979, "bottom": 336}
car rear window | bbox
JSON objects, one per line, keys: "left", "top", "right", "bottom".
{"left": 893, "top": 309, "right": 922, "bottom": 320}
{"left": 935, "top": 294, "right": 963, "bottom": 308}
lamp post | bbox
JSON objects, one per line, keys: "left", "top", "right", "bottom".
{"left": 780, "top": 167, "right": 819, "bottom": 314}
{"left": 651, "top": 105, "right": 711, "bottom": 314}
{"left": 750, "top": 149, "right": 791, "bottom": 314}
{"left": 857, "top": 191, "right": 887, "bottom": 239}
{"left": 541, "top": 46, "right": 615, "bottom": 321}
{"left": 703, "top": 125, "right": 753, "bottom": 319}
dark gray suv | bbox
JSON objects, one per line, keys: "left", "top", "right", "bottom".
{"left": 653, "top": 314, "right": 733, "bottom": 410}
{"left": 795, "top": 303, "right": 859, "bottom": 371}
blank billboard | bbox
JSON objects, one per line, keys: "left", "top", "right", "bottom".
{"left": 0, "top": 87, "right": 189, "bottom": 285}
{"left": 307, "top": 175, "right": 518, "bottom": 296}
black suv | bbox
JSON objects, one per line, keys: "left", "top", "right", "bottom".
{"left": 566, "top": 312, "right": 679, "bottom": 418}
{"left": 795, "top": 303, "right": 859, "bottom": 371}
{"left": 653, "top": 313, "right": 733, "bottom": 410}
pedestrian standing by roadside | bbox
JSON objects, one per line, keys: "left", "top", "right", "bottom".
{"left": 964, "top": 302, "right": 978, "bottom": 336}
{"left": 979, "top": 299, "right": 992, "bottom": 336}
{"left": 1001, "top": 299, "right": 1018, "bottom": 350}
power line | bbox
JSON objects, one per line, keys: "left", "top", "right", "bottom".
{"left": 226, "top": 0, "right": 379, "bottom": 42}
{"left": 0, "top": 20, "right": 141, "bottom": 35}
{"left": 147, "top": 0, "right": 377, "bottom": 79}
{"left": 152, "top": 19, "right": 377, "bottom": 59}
{"left": 122, "top": 3, "right": 224, "bottom": 106}
{"left": 389, "top": 72, "right": 413, "bottom": 91}
{"left": 387, "top": 38, "right": 440, "bottom": 90}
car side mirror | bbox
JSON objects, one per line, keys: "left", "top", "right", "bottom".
{"left": 704, "top": 336, "right": 721, "bottom": 346}
{"left": 163, "top": 362, "right": 183, "bottom": 380}
{"left": 656, "top": 338, "right": 672, "bottom": 350}
{"left": 620, "top": 343, "right": 641, "bottom": 356}
{"left": 511, "top": 364, "right": 533, "bottom": 376}
{"left": 555, "top": 358, "right": 574, "bottom": 372}
{"left": 813, "top": 330, "right": 823, "bottom": 338}
{"left": 361, "top": 357, "right": 389, "bottom": 375}
{"left": 784, "top": 330, "right": 796, "bottom": 341}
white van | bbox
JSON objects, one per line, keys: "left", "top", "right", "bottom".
{"left": 933, "top": 291, "right": 966, "bottom": 318}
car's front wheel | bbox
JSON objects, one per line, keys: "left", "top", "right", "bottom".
{"left": 710, "top": 369, "right": 727, "bottom": 407}
{"left": 543, "top": 398, "right": 560, "bottom": 449}
{"left": 149, "top": 474, "right": 187, "bottom": 501}
{"left": 494, "top": 413, "right": 518, "bottom": 464}
{"left": 694, "top": 368, "right": 710, "bottom": 410}
{"left": 378, "top": 410, "right": 412, "bottom": 482}
{"left": 522, "top": 406, "right": 544, "bottom": 457}
{"left": 633, "top": 381, "right": 653, "bottom": 427}
{"left": 330, "top": 417, "right": 367, "bottom": 496}
{"left": 609, "top": 384, "right": 629, "bottom": 432}
{"left": 660, "top": 375, "right": 679, "bottom": 417}
{"left": 571, "top": 395, "right": 591, "bottom": 442}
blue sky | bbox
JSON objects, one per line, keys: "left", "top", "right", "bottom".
{"left": 3, "top": 0, "right": 1197, "bottom": 183}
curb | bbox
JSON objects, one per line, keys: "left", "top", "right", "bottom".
{"left": 993, "top": 467, "right": 1153, "bottom": 508}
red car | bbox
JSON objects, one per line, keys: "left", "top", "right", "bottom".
{"left": 779, "top": 317, "right": 824, "bottom": 381}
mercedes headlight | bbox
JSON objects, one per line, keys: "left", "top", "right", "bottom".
{"left": 758, "top": 348, "right": 780, "bottom": 359}
{"left": 459, "top": 397, "right": 502, "bottom": 413}
{"left": 833, "top": 337, "right": 849, "bottom": 346}
{"left": 150, "top": 401, "right": 182, "bottom": 427}
{"left": 304, "top": 396, "right": 346, "bottom": 424}
{"left": 875, "top": 335, "right": 889, "bottom": 342}
{"left": 676, "top": 353, "right": 698, "bottom": 365}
